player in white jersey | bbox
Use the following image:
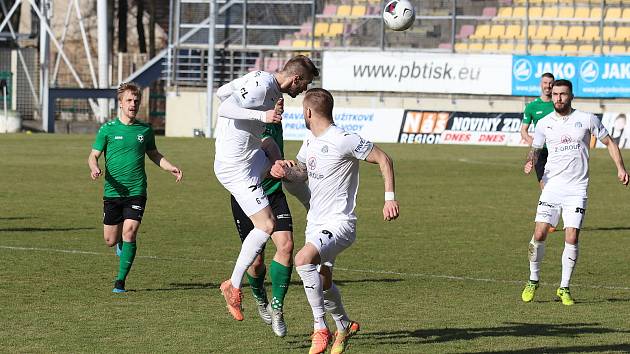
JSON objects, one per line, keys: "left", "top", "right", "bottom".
{"left": 214, "top": 55, "right": 319, "bottom": 321}
{"left": 521, "top": 79, "right": 628, "bottom": 306}
{"left": 271, "top": 89, "right": 399, "bottom": 354}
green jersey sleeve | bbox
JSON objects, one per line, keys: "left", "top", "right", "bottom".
{"left": 145, "top": 127, "right": 157, "bottom": 151}
{"left": 522, "top": 104, "right": 533, "bottom": 124}
{"left": 92, "top": 125, "right": 108, "bottom": 151}
{"left": 261, "top": 124, "right": 273, "bottom": 139}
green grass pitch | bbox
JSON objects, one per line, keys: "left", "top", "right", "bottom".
{"left": 1, "top": 134, "right": 629, "bottom": 353}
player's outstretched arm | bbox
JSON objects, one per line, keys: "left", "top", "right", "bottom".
{"left": 601, "top": 135, "right": 629, "bottom": 186}
{"left": 146, "top": 150, "right": 183, "bottom": 182}
{"left": 88, "top": 149, "right": 102, "bottom": 180}
{"left": 217, "top": 96, "right": 282, "bottom": 123}
{"left": 365, "top": 145, "right": 399, "bottom": 221}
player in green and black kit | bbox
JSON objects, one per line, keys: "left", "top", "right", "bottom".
{"left": 88, "top": 82, "right": 183, "bottom": 293}
{"left": 229, "top": 101, "right": 298, "bottom": 337}
{"left": 521, "top": 72, "right": 554, "bottom": 189}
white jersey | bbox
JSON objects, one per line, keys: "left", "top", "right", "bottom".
{"left": 532, "top": 109, "right": 608, "bottom": 195}
{"left": 296, "top": 125, "right": 374, "bottom": 224}
{"left": 214, "top": 71, "right": 282, "bottom": 164}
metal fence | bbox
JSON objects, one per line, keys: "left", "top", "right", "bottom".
{"left": 166, "top": 0, "right": 628, "bottom": 88}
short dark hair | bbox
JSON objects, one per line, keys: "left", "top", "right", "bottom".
{"left": 282, "top": 55, "right": 319, "bottom": 78}
{"left": 541, "top": 72, "right": 554, "bottom": 80}
{"left": 304, "top": 88, "right": 333, "bottom": 120}
{"left": 117, "top": 82, "right": 142, "bottom": 101}
{"left": 552, "top": 79, "right": 573, "bottom": 93}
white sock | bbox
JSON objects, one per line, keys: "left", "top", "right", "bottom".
{"left": 560, "top": 242, "right": 578, "bottom": 288}
{"left": 528, "top": 236, "right": 545, "bottom": 282}
{"left": 296, "top": 264, "right": 327, "bottom": 330}
{"left": 323, "top": 283, "right": 351, "bottom": 332}
{"left": 230, "top": 228, "right": 270, "bottom": 288}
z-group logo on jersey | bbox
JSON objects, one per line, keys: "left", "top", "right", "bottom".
{"left": 560, "top": 135, "right": 572, "bottom": 144}
{"left": 513, "top": 59, "right": 533, "bottom": 81}
{"left": 580, "top": 60, "right": 599, "bottom": 83}
{"left": 308, "top": 156, "right": 317, "bottom": 169}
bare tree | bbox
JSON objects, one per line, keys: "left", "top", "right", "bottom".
{"left": 118, "top": 0, "right": 127, "bottom": 52}
{"left": 136, "top": 0, "right": 146, "bottom": 53}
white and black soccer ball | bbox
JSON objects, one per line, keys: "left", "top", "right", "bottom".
{"left": 383, "top": 0, "right": 416, "bottom": 31}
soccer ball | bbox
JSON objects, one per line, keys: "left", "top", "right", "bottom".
{"left": 383, "top": 0, "right": 416, "bottom": 31}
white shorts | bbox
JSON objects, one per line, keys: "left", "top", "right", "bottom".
{"left": 305, "top": 220, "right": 356, "bottom": 267}
{"left": 535, "top": 188, "right": 587, "bottom": 229}
{"left": 214, "top": 149, "right": 270, "bottom": 217}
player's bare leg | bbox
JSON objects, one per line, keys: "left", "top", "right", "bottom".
{"left": 104, "top": 224, "right": 122, "bottom": 260}
{"left": 103, "top": 224, "right": 122, "bottom": 247}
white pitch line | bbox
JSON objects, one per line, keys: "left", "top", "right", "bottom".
{"left": 2, "top": 245, "right": 630, "bottom": 291}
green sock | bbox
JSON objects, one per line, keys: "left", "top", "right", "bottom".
{"left": 116, "top": 241, "right": 137, "bottom": 281}
{"left": 246, "top": 268, "right": 268, "bottom": 303}
{"left": 270, "top": 260, "right": 292, "bottom": 310}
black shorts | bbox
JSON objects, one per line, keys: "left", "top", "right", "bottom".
{"left": 230, "top": 189, "right": 293, "bottom": 243}
{"left": 103, "top": 196, "right": 147, "bottom": 225}
{"left": 535, "top": 148, "right": 548, "bottom": 182}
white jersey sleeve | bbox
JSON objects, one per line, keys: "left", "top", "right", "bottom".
{"left": 589, "top": 114, "right": 609, "bottom": 142}
{"left": 217, "top": 96, "right": 265, "bottom": 121}
{"left": 338, "top": 132, "right": 373, "bottom": 160}
{"left": 233, "top": 76, "right": 269, "bottom": 109}
{"left": 296, "top": 136, "right": 310, "bottom": 164}
{"left": 532, "top": 121, "right": 546, "bottom": 149}
{"left": 215, "top": 77, "right": 247, "bottom": 102}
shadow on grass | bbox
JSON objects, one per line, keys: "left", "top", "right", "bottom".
{"left": 358, "top": 322, "right": 630, "bottom": 345}
{"left": 134, "top": 278, "right": 404, "bottom": 292}
{"left": 0, "top": 216, "right": 37, "bottom": 220}
{"left": 0, "top": 227, "right": 95, "bottom": 232}
{"left": 582, "top": 225, "right": 630, "bottom": 231}
{"left": 476, "top": 343, "right": 630, "bottom": 353}
{"left": 133, "top": 282, "right": 219, "bottom": 292}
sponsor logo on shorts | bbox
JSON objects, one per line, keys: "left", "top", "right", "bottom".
{"left": 277, "top": 214, "right": 292, "bottom": 219}
{"left": 574, "top": 207, "right": 585, "bottom": 214}
{"left": 131, "top": 205, "right": 143, "bottom": 210}
{"left": 538, "top": 201, "right": 557, "bottom": 208}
